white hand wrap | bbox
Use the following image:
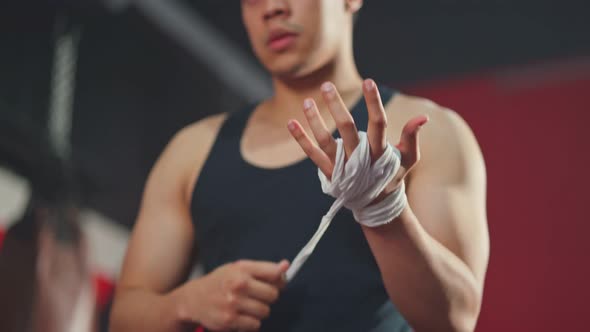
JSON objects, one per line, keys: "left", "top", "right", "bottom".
{"left": 285, "top": 132, "right": 407, "bottom": 281}
{"left": 319, "top": 132, "right": 407, "bottom": 227}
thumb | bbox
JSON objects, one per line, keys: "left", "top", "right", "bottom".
{"left": 277, "top": 260, "right": 290, "bottom": 288}
{"left": 277, "top": 259, "right": 290, "bottom": 272}
{"left": 396, "top": 115, "right": 429, "bottom": 170}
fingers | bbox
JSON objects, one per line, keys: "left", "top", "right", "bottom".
{"left": 321, "top": 82, "right": 359, "bottom": 158}
{"left": 230, "top": 314, "right": 261, "bottom": 331}
{"left": 235, "top": 259, "right": 289, "bottom": 284}
{"left": 288, "top": 120, "right": 334, "bottom": 179}
{"left": 397, "top": 115, "right": 429, "bottom": 170}
{"left": 363, "top": 79, "right": 388, "bottom": 162}
{"left": 302, "top": 98, "right": 337, "bottom": 161}
{"left": 244, "top": 278, "right": 280, "bottom": 303}
{"left": 274, "top": 260, "right": 289, "bottom": 289}
{"left": 228, "top": 260, "right": 289, "bottom": 329}
{"left": 236, "top": 296, "right": 271, "bottom": 320}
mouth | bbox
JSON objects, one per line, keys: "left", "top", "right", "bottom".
{"left": 266, "top": 29, "right": 298, "bottom": 52}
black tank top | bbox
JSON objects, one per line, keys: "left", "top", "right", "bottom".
{"left": 191, "top": 86, "right": 411, "bottom": 332}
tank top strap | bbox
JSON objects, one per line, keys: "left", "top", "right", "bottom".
{"left": 217, "top": 104, "right": 256, "bottom": 141}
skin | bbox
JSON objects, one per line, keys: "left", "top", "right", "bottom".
{"left": 110, "top": 1, "right": 489, "bottom": 331}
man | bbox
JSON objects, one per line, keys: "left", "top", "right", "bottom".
{"left": 110, "top": 1, "right": 489, "bottom": 331}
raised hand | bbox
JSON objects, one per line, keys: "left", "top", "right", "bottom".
{"left": 287, "top": 79, "right": 428, "bottom": 200}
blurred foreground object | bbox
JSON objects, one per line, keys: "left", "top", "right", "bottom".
{"left": 0, "top": 118, "right": 96, "bottom": 332}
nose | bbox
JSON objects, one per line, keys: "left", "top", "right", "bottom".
{"left": 263, "top": 0, "right": 290, "bottom": 21}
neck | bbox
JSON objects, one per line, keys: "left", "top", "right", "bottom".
{"left": 263, "top": 47, "right": 363, "bottom": 126}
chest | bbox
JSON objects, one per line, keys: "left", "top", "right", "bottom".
{"left": 193, "top": 158, "right": 339, "bottom": 268}
{"left": 240, "top": 120, "right": 311, "bottom": 169}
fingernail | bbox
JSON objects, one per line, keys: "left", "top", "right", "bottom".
{"left": 321, "top": 82, "right": 334, "bottom": 93}
{"left": 287, "top": 121, "right": 295, "bottom": 131}
{"left": 364, "top": 79, "right": 375, "bottom": 91}
{"left": 303, "top": 98, "right": 313, "bottom": 110}
{"left": 420, "top": 117, "right": 429, "bottom": 128}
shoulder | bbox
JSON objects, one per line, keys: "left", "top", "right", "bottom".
{"left": 149, "top": 112, "right": 230, "bottom": 204}
{"left": 160, "top": 112, "right": 229, "bottom": 169}
{"left": 385, "top": 93, "right": 464, "bottom": 133}
{"left": 174, "top": 112, "right": 230, "bottom": 147}
{"left": 385, "top": 93, "right": 485, "bottom": 183}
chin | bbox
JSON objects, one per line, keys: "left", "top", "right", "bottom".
{"left": 264, "top": 63, "right": 302, "bottom": 79}
{"left": 263, "top": 54, "right": 317, "bottom": 80}
{"left": 270, "top": 64, "right": 306, "bottom": 79}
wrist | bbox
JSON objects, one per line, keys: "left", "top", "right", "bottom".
{"left": 354, "top": 181, "right": 407, "bottom": 227}
{"left": 370, "top": 179, "right": 403, "bottom": 206}
{"left": 165, "top": 281, "right": 199, "bottom": 328}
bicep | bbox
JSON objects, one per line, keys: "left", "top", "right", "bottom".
{"left": 119, "top": 197, "right": 194, "bottom": 294}
{"left": 407, "top": 110, "right": 489, "bottom": 285}
{"left": 118, "top": 134, "right": 197, "bottom": 294}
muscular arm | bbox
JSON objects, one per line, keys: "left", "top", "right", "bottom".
{"left": 110, "top": 117, "right": 222, "bottom": 332}
{"left": 362, "top": 102, "right": 489, "bottom": 332}
{"left": 287, "top": 83, "right": 489, "bottom": 331}
{"left": 111, "top": 112, "right": 291, "bottom": 332}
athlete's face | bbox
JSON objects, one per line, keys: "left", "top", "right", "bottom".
{"left": 240, "top": 0, "right": 362, "bottom": 79}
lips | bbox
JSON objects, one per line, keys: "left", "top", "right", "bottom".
{"left": 267, "top": 29, "right": 298, "bottom": 52}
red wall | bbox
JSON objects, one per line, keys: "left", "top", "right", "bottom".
{"left": 405, "top": 58, "right": 590, "bottom": 331}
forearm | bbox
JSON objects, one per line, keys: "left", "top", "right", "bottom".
{"left": 362, "top": 206, "right": 482, "bottom": 332}
{"left": 109, "top": 288, "right": 189, "bottom": 332}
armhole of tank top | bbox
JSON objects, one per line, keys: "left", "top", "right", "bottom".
{"left": 382, "top": 88, "right": 400, "bottom": 119}
{"left": 381, "top": 86, "right": 398, "bottom": 107}
{"left": 185, "top": 112, "right": 231, "bottom": 207}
